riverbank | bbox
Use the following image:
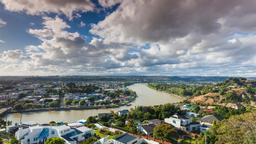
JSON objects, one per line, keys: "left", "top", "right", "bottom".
{"left": 5, "top": 83, "right": 184, "bottom": 123}
{"left": 8, "top": 104, "right": 130, "bottom": 114}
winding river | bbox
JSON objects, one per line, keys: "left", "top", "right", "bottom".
{"left": 5, "top": 83, "right": 183, "bottom": 124}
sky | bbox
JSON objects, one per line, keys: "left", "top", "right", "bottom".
{"left": 0, "top": 0, "right": 255, "bottom": 76}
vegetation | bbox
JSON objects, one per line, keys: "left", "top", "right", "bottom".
{"left": 213, "top": 105, "right": 246, "bottom": 120}
{"left": 197, "top": 111, "right": 256, "bottom": 144}
{"left": 128, "top": 103, "right": 181, "bottom": 121}
{"left": 153, "top": 124, "right": 178, "bottom": 141}
{"left": 149, "top": 78, "right": 256, "bottom": 105}
{"left": 80, "top": 137, "right": 98, "bottom": 144}
{"left": 45, "top": 137, "right": 65, "bottom": 144}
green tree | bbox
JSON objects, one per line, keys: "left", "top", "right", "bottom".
{"left": 200, "top": 112, "right": 256, "bottom": 144}
{"left": 153, "top": 124, "right": 178, "bottom": 141}
{"left": 10, "top": 138, "right": 19, "bottom": 144}
{"left": 79, "top": 100, "right": 86, "bottom": 106}
{"left": 45, "top": 137, "right": 65, "bottom": 144}
{"left": 81, "top": 137, "right": 97, "bottom": 144}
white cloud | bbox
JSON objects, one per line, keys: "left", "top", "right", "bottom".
{"left": 0, "top": 0, "right": 256, "bottom": 76}
{"left": 0, "top": 18, "right": 7, "bottom": 28}
{"left": 1, "top": 0, "right": 95, "bottom": 18}
{"left": 98, "top": 0, "right": 122, "bottom": 7}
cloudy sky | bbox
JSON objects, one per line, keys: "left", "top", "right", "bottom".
{"left": 0, "top": 0, "right": 255, "bottom": 76}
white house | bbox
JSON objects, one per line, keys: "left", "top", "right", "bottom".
{"left": 164, "top": 114, "right": 192, "bottom": 129}
{"left": 15, "top": 125, "right": 94, "bottom": 144}
{"left": 15, "top": 126, "right": 58, "bottom": 144}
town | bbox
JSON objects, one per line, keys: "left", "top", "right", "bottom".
{"left": 0, "top": 78, "right": 137, "bottom": 114}
{"left": 3, "top": 103, "right": 221, "bottom": 144}
{"left": 0, "top": 77, "right": 255, "bottom": 144}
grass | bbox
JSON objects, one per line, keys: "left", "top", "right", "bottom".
{"left": 95, "top": 128, "right": 122, "bottom": 139}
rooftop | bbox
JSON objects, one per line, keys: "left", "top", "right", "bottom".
{"left": 116, "top": 133, "right": 138, "bottom": 143}
{"left": 200, "top": 115, "right": 219, "bottom": 123}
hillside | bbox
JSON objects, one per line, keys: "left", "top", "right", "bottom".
{"left": 149, "top": 78, "right": 256, "bottom": 106}
{"left": 197, "top": 111, "right": 256, "bottom": 144}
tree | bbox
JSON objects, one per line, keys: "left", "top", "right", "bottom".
{"left": 45, "top": 137, "right": 65, "bottom": 144}
{"left": 10, "top": 138, "right": 19, "bottom": 144}
{"left": 81, "top": 137, "right": 97, "bottom": 144}
{"left": 200, "top": 112, "right": 256, "bottom": 144}
{"left": 87, "top": 116, "right": 97, "bottom": 123}
{"left": 153, "top": 124, "right": 178, "bottom": 141}
{"left": 79, "top": 100, "right": 86, "bottom": 106}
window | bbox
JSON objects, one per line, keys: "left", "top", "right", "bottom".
{"left": 173, "top": 120, "right": 176, "bottom": 124}
{"left": 52, "top": 131, "right": 55, "bottom": 135}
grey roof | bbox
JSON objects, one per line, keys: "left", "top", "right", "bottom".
{"left": 141, "top": 124, "right": 155, "bottom": 134}
{"left": 173, "top": 114, "right": 189, "bottom": 119}
{"left": 148, "top": 119, "right": 162, "bottom": 125}
{"left": 116, "top": 133, "right": 138, "bottom": 144}
{"left": 200, "top": 115, "right": 219, "bottom": 124}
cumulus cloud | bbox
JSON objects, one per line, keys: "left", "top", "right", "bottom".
{"left": 89, "top": 0, "right": 256, "bottom": 76}
{"left": 0, "top": 50, "right": 24, "bottom": 62}
{"left": 0, "top": 16, "right": 138, "bottom": 75}
{"left": 0, "top": 18, "right": 6, "bottom": 28}
{"left": 0, "top": 0, "right": 256, "bottom": 76}
{"left": 1, "top": 0, "right": 95, "bottom": 18}
{"left": 98, "top": 0, "right": 122, "bottom": 8}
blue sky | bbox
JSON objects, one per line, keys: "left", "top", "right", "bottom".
{"left": 0, "top": 0, "right": 255, "bottom": 76}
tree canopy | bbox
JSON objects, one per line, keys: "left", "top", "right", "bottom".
{"left": 45, "top": 137, "right": 65, "bottom": 144}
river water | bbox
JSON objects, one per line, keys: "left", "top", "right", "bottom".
{"left": 5, "top": 83, "right": 183, "bottom": 124}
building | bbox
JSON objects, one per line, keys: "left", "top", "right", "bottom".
{"left": 148, "top": 119, "right": 162, "bottom": 125}
{"left": 98, "top": 113, "right": 113, "bottom": 119}
{"left": 200, "top": 115, "right": 219, "bottom": 126}
{"left": 137, "top": 124, "right": 155, "bottom": 135}
{"left": 164, "top": 114, "right": 192, "bottom": 129}
{"left": 185, "top": 112, "right": 199, "bottom": 118}
{"left": 117, "top": 110, "right": 129, "bottom": 116}
{"left": 200, "top": 115, "right": 219, "bottom": 132}
{"left": 15, "top": 125, "right": 94, "bottom": 144}
{"left": 96, "top": 137, "right": 159, "bottom": 144}
{"left": 115, "top": 133, "right": 139, "bottom": 144}
{"left": 185, "top": 122, "right": 201, "bottom": 132}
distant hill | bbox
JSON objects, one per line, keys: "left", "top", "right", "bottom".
{"left": 0, "top": 75, "right": 233, "bottom": 83}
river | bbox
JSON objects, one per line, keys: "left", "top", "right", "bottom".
{"left": 5, "top": 83, "right": 183, "bottom": 124}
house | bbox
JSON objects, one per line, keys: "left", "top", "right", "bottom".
{"left": 185, "top": 112, "right": 199, "bottom": 118}
{"left": 98, "top": 113, "right": 113, "bottom": 119}
{"left": 77, "top": 119, "right": 87, "bottom": 124}
{"left": 16, "top": 126, "right": 58, "bottom": 144}
{"left": 68, "top": 122, "right": 84, "bottom": 128}
{"left": 148, "top": 119, "right": 162, "bottom": 125}
{"left": 137, "top": 124, "right": 155, "bottom": 135}
{"left": 15, "top": 125, "right": 94, "bottom": 144}
{"left": 164, "top": 114, "right": 192, "bottom": 129}
{"left": 185, "top": 122, "right": 201, "bottom": 132}
{"left": 117, "top": 110, "right": 129, "bottom": 116}
{"left": 200, "top": 115, "right": 219, "bottom": 126}
{"left": 115, "top": 133, "right": 139, "bottom": 144}
{"left": 96, "top": 137, "right": 159, "bottom": 144}
{"left": 200, "top": 115, "right": 219, "bottom": 132}
{"left": 181, "top": 104, "right": 193, "bottom": 111}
